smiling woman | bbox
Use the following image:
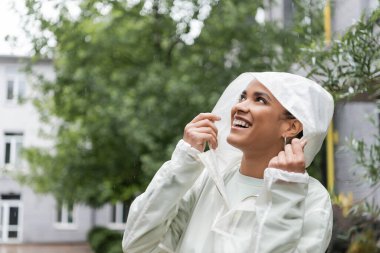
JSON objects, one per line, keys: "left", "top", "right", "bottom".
{"left": 227, "top": 79, "right": 305, "bottom": 178}
{"left": 122, "top": 72, "right": 334, "bottom": 253}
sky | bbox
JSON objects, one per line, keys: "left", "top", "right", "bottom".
{"left": 0, "top": 0, "right": 81, "bottom": 56}
{"left": 0, "top": 0, "right": 266, "bottom": 56}
{"left": 0, "top": 0, "right": 31, "bottom": 56}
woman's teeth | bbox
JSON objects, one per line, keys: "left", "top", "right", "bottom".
{"left": 233, "top": 119, "right": 249, "bottom": 128}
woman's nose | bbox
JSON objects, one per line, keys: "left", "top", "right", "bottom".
{"left": 235, "top": 100, "right": 249, "bottom": 112}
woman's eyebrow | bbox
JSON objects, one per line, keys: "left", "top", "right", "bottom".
{"left": 253, "top": 91, "right": 272, "bottom": 101}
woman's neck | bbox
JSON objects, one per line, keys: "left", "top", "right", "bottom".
{"left": 239, "top": 148, "right": 281, "bottom": 179}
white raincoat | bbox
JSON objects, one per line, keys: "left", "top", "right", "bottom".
{"left": 122, "top": 72, "right": 334, "bottom": 253}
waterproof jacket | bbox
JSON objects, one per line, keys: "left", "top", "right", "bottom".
{"left": 122, "top": 140, "right": 333, "bottom": 253}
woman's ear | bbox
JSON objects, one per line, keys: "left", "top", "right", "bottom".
{"left": 283, "top": 119, "right": 303, "bottom": 138}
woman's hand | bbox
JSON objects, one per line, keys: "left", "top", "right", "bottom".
{"left": 268, "top": 138, "right": 307, "bottom": 173}
{"left": 183, "top": 113, "right": 221, "bottom": 152}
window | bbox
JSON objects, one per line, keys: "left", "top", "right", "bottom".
{"left": 55, "top": 202, "right": 76, "bottom": 229}
{"left": 0, "top": 205, "right": 3, "bottom": 240}
{"left": 6, "top": 80, "right": 14, "bottom": 100}
{"left": 1, "top": 194, "right": 21, "bottom": 200}
{"left": 110, "top": 202, "right": 128, "bottom": 225}
{"left": 5, "top": 75, "right": 26, "bottom": 103}
{"left": 3, "top": 133, "right": 23, "bottom": 170}
{"left": 283, "top": 0, "right": 294, "bottom": 28}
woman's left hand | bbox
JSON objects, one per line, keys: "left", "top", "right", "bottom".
{"left": 268, "top": 138, "right": 307, "bottom": 173}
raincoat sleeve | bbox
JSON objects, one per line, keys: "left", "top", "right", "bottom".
{"left": 253, "top": 168, "right": 333, "bottom": 253}
{"left": 122, "top": 140, "right": 205, "bottom": 253}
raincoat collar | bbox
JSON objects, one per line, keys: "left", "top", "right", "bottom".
{"left": 197, "top": 150, "right": 242, "bottom": 209}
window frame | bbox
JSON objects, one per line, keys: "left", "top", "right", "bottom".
{"left": 4, "top": 74, "right": 26, "bottom": 104}
{"left": 3, "top": 132, "right": 24, "bottom": 171}
{"left": 108, "top": 201, "right": 129, "bottom": 229}
{"left": 54, "top": 202, "right": 77, "bottom": 230}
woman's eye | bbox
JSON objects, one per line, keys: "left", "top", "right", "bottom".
{"left": 256, "top": 97, "right": 267, "bottom": 104}
{"left": 238, "top": 95, "right": 246, "bottom": 102}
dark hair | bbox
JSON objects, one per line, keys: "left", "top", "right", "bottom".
{"left": 284, "top": 110, "right": 303, "bottom": 140}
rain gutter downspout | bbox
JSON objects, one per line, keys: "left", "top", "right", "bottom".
{"left": 324, "top": 0, "right": 335, "bottom": 193}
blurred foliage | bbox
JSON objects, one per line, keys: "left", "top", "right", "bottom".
{"left": 19, "top": 0, "right": 327, "bottom": 207}
{"left": 87, "top": 226, "right": 123, "bottom": 253}
{"left": 348, "top": 129, "right": 380, "bottom": 186}
{"left": 342, "top": 102, "right": 380, "bottom": 251}
{"left": 299, "top": 6, "right": 380, "bottom": 100}
{"left": 328, "top": 198, "right": 380, "bottom": 253}
{"left": 332, "top": 192, "right": 354, "bottom": 218}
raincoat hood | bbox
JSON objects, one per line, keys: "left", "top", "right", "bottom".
{"left": 211, "top": 72, "right": 334, "bottom": 168}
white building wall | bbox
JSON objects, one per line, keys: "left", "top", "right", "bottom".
{"left": 333, "top": 0, "right": 378, "bottom": 34}
{"left": 334, "top": 102, "right": 380, "bottom": 203}
{"left": 0, "top": 56, "right": 113, "bottom": 244}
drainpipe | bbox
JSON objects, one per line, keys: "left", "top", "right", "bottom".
{"left": 324, "top": 0, "right": 336, "bottom": 193}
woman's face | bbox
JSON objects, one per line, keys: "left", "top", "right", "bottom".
{"left": 227, "top": 79, "right": 291, "bottom": 153}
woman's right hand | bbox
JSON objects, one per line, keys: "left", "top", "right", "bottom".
{"left": 183, "top": 113, "right": 221, "bottom": 152}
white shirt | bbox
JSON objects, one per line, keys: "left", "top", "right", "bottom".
{"left": 226, "top": 169, "right": 263, "bottom": 208}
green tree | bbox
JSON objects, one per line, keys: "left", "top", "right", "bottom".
{"left": 300, "top": 7, "right": 380, "bottom": 99}
{"left": 20, "top": 0, "right": 325, "bottom": 206}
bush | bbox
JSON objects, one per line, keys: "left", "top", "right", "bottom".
{"left": 107, "top": 243, "right": 124, "bottom": 253}
{"left": 87, "top": 227, "right": 108, "bottom": 242}
{"left": 328, "top": 197, "right": 380, "bottom": 253}
{"left": 87, "top": 226, "right": 123, "bottom": 253}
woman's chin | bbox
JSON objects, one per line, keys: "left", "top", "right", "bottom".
{"left": 227, "top": 134, "right": 242, "bottom": 149}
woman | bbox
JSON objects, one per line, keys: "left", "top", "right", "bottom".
{"left": 122, "top": 72, "right": 334, "bottom": 253}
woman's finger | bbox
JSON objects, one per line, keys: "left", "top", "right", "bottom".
{"left": 291, "top": 138, "right": 306, "bottom": 170}
{"left": 268, "top": 157, "right": 279, "bottom": 168}
{"left": 191, "top": 113, "right": 221, "bottom": 123}
{"left": 184, "top": 113, "right": 221, "bottom": 152}
{"left": 191, "top": 127, "right": 218, "bottom": 143}
{"left": 291, "top": 138, "right": 305, "bottom": 156}
{"left": 284, "top": 143, "right": 294, "bottom": 160}
{"left": 300, "top": 139, "right": 307, "bottom": 150}
{"left": 191, "top": 119, "right": 219, "bottom": 135}
{"left": 208, "top": 136, "right": 218, "bottom": 149}
{"left": 195, "top": 132, "right": 217, "bottom": 149}
{"left": 184, "top": 123, "right": 219, "bottom": 151}
{"left": 278, "top": 151, "right": 286, "bottom": 166}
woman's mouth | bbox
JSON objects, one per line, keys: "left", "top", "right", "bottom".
{"left": 232, "top": 118, "right": 251, "bottom": 128}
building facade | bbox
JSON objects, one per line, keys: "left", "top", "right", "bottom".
{"left": 0, "top": 56, "right": 126, "bottom": 244}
